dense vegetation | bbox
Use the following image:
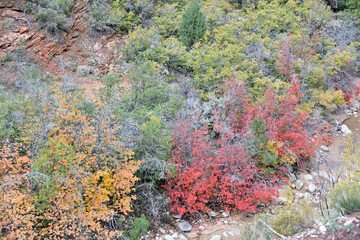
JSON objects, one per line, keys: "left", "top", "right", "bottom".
{"left": 1, "top": 0, "right": 360, "bottom": 239}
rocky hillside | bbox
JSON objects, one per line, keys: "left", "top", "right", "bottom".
{"left": 1, "top": 0, "right": 128, "bottom": 95}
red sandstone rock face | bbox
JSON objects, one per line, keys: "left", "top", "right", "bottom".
{"left": 0, "top": 0, "right": 126, "bottom": 78}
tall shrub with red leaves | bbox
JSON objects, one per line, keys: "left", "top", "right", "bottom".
{"left": 166, "top": 120, "right": 279, "bottom": 216}
{"left": 166, "top": 75, "right": 330, "bottom": 216}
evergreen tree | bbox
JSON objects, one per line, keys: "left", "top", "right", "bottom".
{"left": 179, "top": 0, "right": 207, "bottom": 47}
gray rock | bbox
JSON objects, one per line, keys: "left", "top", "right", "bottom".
{"left": 285, "top": 163, "right": 293, "bottom": 173}
{"left": 320, "top": 145, "right": 329, "bottom": 152}
{"left": 307, "top": 183, "right": 317, "bottom": 193}
{"left": 199, "top": 226, "right": 205, "bottom": 231}
{"left": 274, "top": 196, "right": 287, "bottom": 205}
{"left": 295, "top": 180, "right": 304, "bottom": 190}
{"left": 304, "top": 174, "right": 314, "bottom": 181}
{"left": 209, "top": 235, "right": 222, "bottom": 240}
{"left": 222, "top": 212, "right": 229, "bottom": 218}
{"left": 290, "top": 173, "right": 297, "bottom": 182}
{"left": 178, "top": 221, "right": 192, "bottom": 232}
{"left": 341, "top": 124, "right": 352, "bottom": 135}
{"left": 208, "top": 211, "right": 217, "bottom": 217}
{"left": 295, "top": 192, "right": 304, "bottom": 199}
{"left": 172, "top": 214, "right": 181, "bottom": 219}
{"left": 164, "top": 235, "right": 174, "bottom": 240}
{"left": 345, "top": 109, "right": 352, "bottom": 115}
{"left": 159, "top": 228, "right": 166, "bottom": 234}
{"left": 319, "top": 171, "right": 330, "bottom": 180}
{"left": 76, "top": 65, "right": 93, "bottom": 76}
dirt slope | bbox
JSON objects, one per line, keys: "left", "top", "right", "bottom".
{"left": 0, "top": 0, "right": 129, "bottom": 96}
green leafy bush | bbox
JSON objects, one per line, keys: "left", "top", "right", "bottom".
{"left": 179, "top": 0, "right": 207, "bottom": 47}
{"left": 128, "top": 215, "right": 149, "bottom": 240}
{"left": 25, "top": 0, "right": 71, "bottom": 39}
{"left": 330, "top": 180, "right": 360, "bottom": 215}
{"left": 37, "top": 7, "right": 69, "bottom": 37}
{"left": 270, "top": 200, "right": 315, "bottom": 236}
{"left": 330, "top": 135, "right": 360, "bottom": 215}
{"left": 110, "top": 0, "right": 156, "bottom": 30}
{"left": 308, "top": 66, "right": 326, "bottom": 89}
{"left": 338, "top": 0, "right": 360, "bottom": 14}
{"left": 54, "top": 0, "right": 72, "bottom": 11}
{"left": 87, "top": 1, "right": 122, "bottom": 34}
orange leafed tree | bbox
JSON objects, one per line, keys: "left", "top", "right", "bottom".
{"left": 0, "top": 88, "right": 141, "bottom": 239}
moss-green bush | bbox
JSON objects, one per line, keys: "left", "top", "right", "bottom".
{"left": 128, "top": 215, "right": 149, "bottom": 240}
{"left": 179, "top": 0, "right": 207, "bottom": 47}
{"left": 330, "top": 135, "right": 360, "bottom": 215}
{"left": 87, "top": 1, "right": 122, "bottom": 34}
{"left": 110, "top": 0, "right": 156, "bottom": 30}
{"left": 269, "top": 200, "right": 315, "bottom": 236}
{"left": 25, "top": 0, "right": 71, "bottom": 39}
{"left": 36, "top": 7, "right": 69, "bottom": 36}
{"left": 330, "top": 180, "right": 360, "bottom": 215}
{"left": 308, "top": 66, "right": 326, "bottom": 89}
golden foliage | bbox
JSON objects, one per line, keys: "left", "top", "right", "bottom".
{"left": 0, "top": 89, "right": 140, "bottom": 239}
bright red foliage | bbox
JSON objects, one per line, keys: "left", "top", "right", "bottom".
{"left": 167, "top": 119, "right": 279, "bottom": 216}
{"left": 166, "top": 75, "right": 330, "bottom": 216}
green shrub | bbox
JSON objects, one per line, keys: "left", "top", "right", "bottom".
{"left": 330, "top": 136, "right": 360, "bottom": 215}
{"left": 87, "top": 1, "right": 122, "bottom": 34}
{"left": 37, "top": 7, "right": 69, "bottom": 37}
{"left": 338, "top": 0, "right": 360, "bottom": 13}
{"left": 24, "top": 0, "right": 72, "bottom": 39}
{"left": 153, "top": 3, "right": 180, "bottom": 38}
{"left": 179, "top": 0, "right": 207, "bottom": 47}
{"left": 330, "top": 180, "right": 360, "bottom": 215}
{"left": 128, "top": 215, "right": 149, "bottom": 240}
{"left": 308, "top": 67, "right": 326, "bottom": 89}
{"left": 54, "top": 0, "right": 72, "bottom": 11}
{"left": 110, "top": 0, "right": 156, "bottom": 30}
{"left": 269, "top": 200, "right": 315, "bottom": 236}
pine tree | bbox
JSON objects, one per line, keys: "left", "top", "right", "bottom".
{"left": 179, "top": 0, "right": 207, "bottom": 47}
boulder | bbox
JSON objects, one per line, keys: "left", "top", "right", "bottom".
{"left": 178, "top": 221, "right": 192, "bottom": 232}
{"left": 304, "top": 174, "right": 314, "bottom": 181}
{"left": 320, "top": 145, "right": 329, "bottom": 152}
{"left": 295, "top": 180, "right": 304, "bottom": 190}
{"left": 341, "top": 124, "right": 352, "bottom": 135}
{"left": 208, "top": 211, "right": 217, "bottom": 217}
{"left": 221, "top": 212, "right": 229, "bottom": 218}
{"left": 274, "top": 196, "right": 287, "bottom": 205}
{"left": 209, "top": 235, "right": 222, "bottom": 240}
{"left": 307, "top": 183, "right": 316, "bottom": 193}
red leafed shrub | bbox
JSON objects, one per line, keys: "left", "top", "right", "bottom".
{"left": 166, "top": 76, "right": 330, "bottom": 216}
{"left": 225, "top": 76, "right": 328, "bottom": 165}
{"left": 166, "top": 120, "right": 279, "bottom": 216}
